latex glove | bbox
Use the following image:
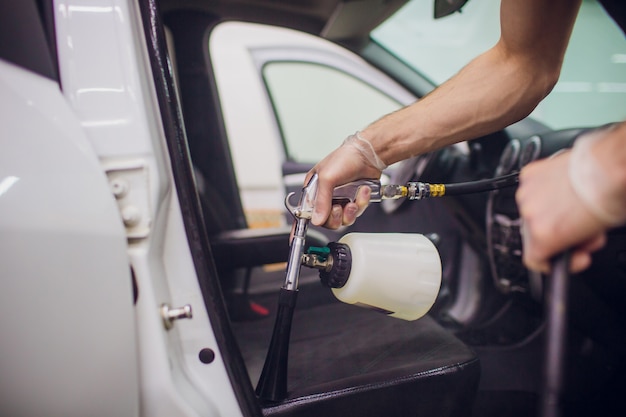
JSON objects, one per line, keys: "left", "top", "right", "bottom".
{"left": 307, "top": 133, "right": 385, "bottom": 229}
{"left": 516, "top": 150, "right": 607, "bottom": 273}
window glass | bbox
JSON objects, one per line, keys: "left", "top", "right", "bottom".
{"left": 263, "top": 62, "right": 402, "bottom": 163}
{"left": 371, "top": 0, "right": 626, "bottom": 129}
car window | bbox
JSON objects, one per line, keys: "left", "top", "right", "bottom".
{"left": 371, "top": 0, "right": 626, "bottom": 130}
{"left": 263, "top": 62, "right": 403, "bottom": 163}
{"left": 208, "top": 21, "right": 414, "bottom": 228}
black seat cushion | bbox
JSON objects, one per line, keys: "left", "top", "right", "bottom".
{"left": 233, "top": 288, "right": 480, "bottom": 417}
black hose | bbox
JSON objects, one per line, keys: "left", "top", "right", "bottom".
{"left": 540, "top": 251, "right": 571, "bottom": 417}
{"left": 444, "top": 172, "right": 519, "bottom": 195}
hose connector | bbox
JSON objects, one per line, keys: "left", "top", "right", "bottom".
{"left": 406, "top": 182, "right": 447, "bottom": 200}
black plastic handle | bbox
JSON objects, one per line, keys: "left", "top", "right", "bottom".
{"left": 540, "top": 251, "right": 571, "bottom": 417}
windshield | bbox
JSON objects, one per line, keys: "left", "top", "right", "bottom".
{"left": 372, "top": 0, "right": 626, "bottom": 130}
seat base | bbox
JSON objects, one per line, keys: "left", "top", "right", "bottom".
{"left": 233, "top": 285, "right": 480, "bottom": 417}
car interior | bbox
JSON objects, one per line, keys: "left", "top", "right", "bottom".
{"left": 149, "top": 1, "right": 626, "bottom": 416}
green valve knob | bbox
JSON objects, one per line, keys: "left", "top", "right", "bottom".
{"left": 306, "top": 246, "right": 331, "bottom": 261}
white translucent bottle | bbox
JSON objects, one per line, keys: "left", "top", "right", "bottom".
{"left": 321, "top": 233, "right": 442, "bottom": 321}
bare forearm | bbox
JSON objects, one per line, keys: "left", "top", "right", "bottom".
{"left": 308, "top": 0, "right": 583, "bottom": 229}
{"left": 361, "top": 0, "right": 581, "bottom": 166}
{"left": 362, "top": 47, "right": 557, "bottom": 165}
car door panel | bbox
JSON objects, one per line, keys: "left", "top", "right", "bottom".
{"left": 209, "top": 21, "right": 415, "bottom": 230}
{"left": 0, "top": 59, "right": 138, "bottom": 417}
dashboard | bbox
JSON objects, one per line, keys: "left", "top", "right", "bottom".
{"left": 486, "top": 128, "right": 588, "bottom": 299}
{"left": 380, "top": 121, "right": 626, "bottom": 333}
{"left": 386, "top": 124, "right": 595, "bottom": 306}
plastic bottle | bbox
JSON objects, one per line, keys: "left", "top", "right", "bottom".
{"left": 327, "top": 233, "right": 442, "bottom": 321}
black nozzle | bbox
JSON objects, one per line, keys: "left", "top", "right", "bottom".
{"left": 256, "top": 288, "right": 298, "bottom": 402}
{"left": 319, "top": 242, "right": 352, "bottom": 288}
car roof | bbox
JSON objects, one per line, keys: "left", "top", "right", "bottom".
{"left": 158, "top": 0, "right": 410, "bottom": 45}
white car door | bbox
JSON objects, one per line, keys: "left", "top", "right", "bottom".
{"left": 209, "top": 22, "right": 416, "bottom": 229}
{"left": 0, "top": 59, "right": 139, "bottom": 417}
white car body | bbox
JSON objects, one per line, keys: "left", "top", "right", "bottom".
{"left": 0, "top": 1, "right": 414, "bottom": 416}
{"left": 1, "top": 1, "right": 243, "bottom": 416}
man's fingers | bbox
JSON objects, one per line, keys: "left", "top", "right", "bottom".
{"left": 324, "top": 205, "right": 343, "bottom": 229}
{"left": 523, "top": 253, "right": 550, "bottom": 274}
{"left": 340, "top": 186, "right": 371, "bottom": 226}
{"left": 355, "top": 186, "right": 371, "bottom": 217}
{"left": 569, "top": 251, "right": 592, "bottom": 273}
{"left": 579, "top": 233, "right": 606, "bottom": 253}
{"left": 342, "top": 202, "right": 359, "bottom": 226}
{"left": 523, "top": 232, "right": 606, "bottom": 274}
{"left": 569, "top": 233, "right": 606, "bottom": 272}
{"left": 312, "top": 183, "right": 332, "bottom": 226}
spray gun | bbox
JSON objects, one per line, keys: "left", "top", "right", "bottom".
{"left": 256, "top": 171, "right": 520, "bottom": 402}
{"left": 255, "top": 174, "right": 320, "bottom": 402}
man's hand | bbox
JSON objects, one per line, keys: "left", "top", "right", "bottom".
{"left": 306, "top": 136, "right": 381, "bottom": 229}
{"left": 516, "top": 151, "right": 607, "bottom": 273}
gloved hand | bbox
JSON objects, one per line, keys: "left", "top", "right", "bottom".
{"left": 516, "top": 124, "right": 626, "bottom": 273}
{"left": 516, "top": 151, "right": 606, "bottom": 273}
{"left": 306, "top": 132, "right": 386, "bottom": 229}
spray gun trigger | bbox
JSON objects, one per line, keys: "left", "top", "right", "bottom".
{"left": 332, "top": 179, "right": 382, "bottom": 204}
